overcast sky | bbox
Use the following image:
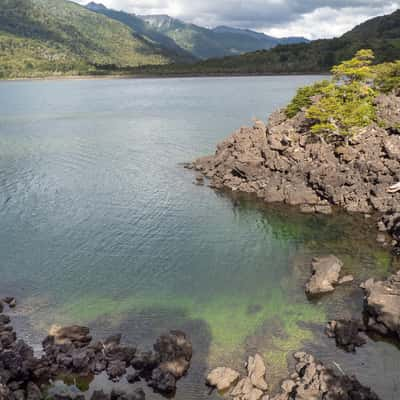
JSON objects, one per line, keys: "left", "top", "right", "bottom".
{"left": 75, "top": 0, "right": 400, "bottom": 39}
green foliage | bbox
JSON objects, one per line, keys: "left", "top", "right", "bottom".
{"left": 285, "top": 49, "right": 389, "bottom": 137}
{"left": 306, "top": 81, "right": 377, "bottom": 136}
{"left": 332, "top": 49, "right": 375, "bottom": 81}
{"left": 285, "top": 80, "right": 330, "bottom": 118}
{"left": 304, "top": 50, "right": 378, "bottom": 137}
{"left": 374, "top": 60, "right": 400, "bottom": 93}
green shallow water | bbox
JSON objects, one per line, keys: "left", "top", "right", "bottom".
{"left": 0, "top": 76, "right": 399, "bottom": 399}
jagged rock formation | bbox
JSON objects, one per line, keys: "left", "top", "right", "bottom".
{"left": 206, "top": 353, "right": 380, "bottom": 400}
{"left": 192, "top": 95, "right": 400, "bottom": 215}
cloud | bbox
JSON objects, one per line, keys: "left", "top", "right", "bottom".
{"left": 75, "top": 0, "right": 400, "bottom": 39}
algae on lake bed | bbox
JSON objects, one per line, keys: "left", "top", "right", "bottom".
{"left": 51, "top": 285, "right": 325, "bottom": 377}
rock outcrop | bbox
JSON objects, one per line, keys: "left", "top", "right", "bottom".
{"left": 208, "top": 353, "right": 380, "bottom": 400}
{"left": 192, "top": 99, "right": 400, "bottom": 215}
{"left": 269, "top": 352, "right": 380, "bottom": 400}
{"left": 362, "top": 271, "right": 400, "bottom": 337}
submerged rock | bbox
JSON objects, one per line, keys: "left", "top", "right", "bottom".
{"left": 305, "top": 255, "right": 343, "bottom": 295}
{"left": 326, "top": 319, "right": 367, "bottom": 352}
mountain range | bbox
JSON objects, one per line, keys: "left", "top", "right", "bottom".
{"left": 136, "top": 9, "right": 400, "bottom": 76}
{"left": 0, "top": 0, "right": 309, "bottom": 78}
{"left": 0, "top": 0, "right": 399, "bottom": 79}
{"left": 137, "top": 13, "right": 308, "bottom": 59}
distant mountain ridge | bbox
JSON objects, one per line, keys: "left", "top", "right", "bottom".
{"left": 139, "top": 13, "right": 309, "bottom": 59}
{"left": 136, "top": 8, "right": 400, "bottom": 75}
{"left": 85, "top": 3, "right": 309, "bottom": 60}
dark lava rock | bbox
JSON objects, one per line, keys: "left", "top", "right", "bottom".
{"left": 326, "top": 319, "right": 367, "bottom": 352}
{"left": 107, "top": 360, "right": 127, "bottom": 381}
{"left": 154, "top": 330, "right": 192, "bottom": 378}
{"left": 126, "top": 371, "right": 141, "bottom": 383}
{"left": 149, "top": 368, "right": 177, "bottom": 394}
{"left": 0, "top": 304, "right": 191, "bottom": 400}
{"left": 111, "top": 388, "right": 145, "bottom": 400}
{"left": 26, "top": 382, "right": 42, "bottom": 400}
{"left": 131, "top": 351, "right": 160, "bottom": 373}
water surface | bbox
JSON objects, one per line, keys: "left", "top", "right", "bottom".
{"left": 0, "top": 76, "right": 399, "bottom": 399}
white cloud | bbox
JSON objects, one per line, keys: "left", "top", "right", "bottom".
{"left": 75, "top": 0, "right": 400, "bottom": 39}
{"left": 264, "top": 3, "right": 400, "bottom": 39}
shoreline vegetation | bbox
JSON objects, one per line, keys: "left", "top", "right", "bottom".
{"left": 0, "top": 72, "right": 331, "bottom": 83}
{"left": 1, "top": 1, "right": 399, "bottom": 81}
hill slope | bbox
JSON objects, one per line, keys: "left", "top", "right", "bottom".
{"left": 0, "top": 0, "right": 176, "bottom": 78}
{"left": 141, "top": 14, "right": 309, "bottom": 59}
{"left": 85, "top": 2, "right": 196, "bottom": 63}
{"left": 138, "top": 9, "right": 400, "bottom": 75}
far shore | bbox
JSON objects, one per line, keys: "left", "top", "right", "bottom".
{"left": 0, "top": 71, "right": 331, "bottom": 83}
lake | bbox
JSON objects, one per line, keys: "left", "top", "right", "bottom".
{"left": 0, "top": 76, "right": 399, "bottom": 399}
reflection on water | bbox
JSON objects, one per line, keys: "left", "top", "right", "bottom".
{"left": 0, "top": 77, "right": 399, "bottom": 399}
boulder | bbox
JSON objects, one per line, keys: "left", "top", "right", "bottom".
{"left": 231, "top": 377, "right": 264, "bottom": 400}
{"left": 362, "top": 271, "right": 400, "bottom": 338}
{"left": 207, "top": 367, "right": 240, "bottom": 391}
{"left": 247, "top": 354, "right": 268, "bottom": 391}
{"left": 48, "top": 325, "right": 92, "bottom": 346}
{"left": 107, "top": 360, "right": 127, "bottom": 381}
{"left": 305, "top": 256, "right": 343, "bottom": 295}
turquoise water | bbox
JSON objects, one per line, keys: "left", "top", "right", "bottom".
{"left": 0, "top": 76, "right": 399, "bottom": 399}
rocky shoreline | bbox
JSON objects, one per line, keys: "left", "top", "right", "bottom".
{"left": 0, "top": 298, "right": 192, "bottom": 399}
{"left": 189, "top": 93, "right": 400, "bottom": 248}
{"left": 206, "top": 351, "right": 380, "bottom": 400}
